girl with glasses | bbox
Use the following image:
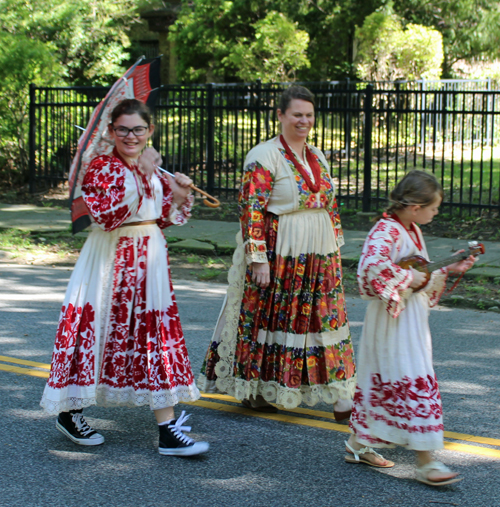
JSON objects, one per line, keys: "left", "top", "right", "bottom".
{"left": 41, "top": 98, "right": 209, "bottom": 457}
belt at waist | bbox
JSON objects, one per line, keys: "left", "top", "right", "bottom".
{"left": 119, "top": 220, "right": 157, "bottom": 227}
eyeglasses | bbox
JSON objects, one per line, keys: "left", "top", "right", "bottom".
{"left": 113, "top": 126, "right": 148, "bottom": 137}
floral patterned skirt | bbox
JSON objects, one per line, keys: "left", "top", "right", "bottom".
{"left": 350, "top": 296, "right": 444, "bottom": 451}
{"left": 199, "top": 208, "right": 356, "bottom": 409}
{"left": 40, "top": 224, "right": 200, "bottom": 415}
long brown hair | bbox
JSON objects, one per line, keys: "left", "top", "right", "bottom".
{"left": 375, "top": 170, "right": 443, "bottom": 220}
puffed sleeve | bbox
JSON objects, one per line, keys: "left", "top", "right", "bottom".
{"left": 82, "top": 155, "right": 142, "bottom": 231}
{"left": 357, "top": 220, "right": 414, "bottom": 318}
{"left": 238, "top": 158, "right": 275, "bottom": 265}
{"left": 155, "top": 172, "right": 193, "bottom": 229}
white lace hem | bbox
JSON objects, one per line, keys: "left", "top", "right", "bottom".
{"left": 198, "top": 375, "right": 356, "bottom": 410}
{"left": 40, "top": 384, "right": 200, "bottom": 415}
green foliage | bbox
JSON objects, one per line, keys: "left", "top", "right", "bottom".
{"left": 222, "top": 11, "right": 310, "bottom": 82}
{"left": 193, "top": 267, "right": 224, "bottom": 281}
{"left": 0, "top": 0, "right": 142, "bottom": 189}
{"left": 393, "top": 0, "right": 500, "bottom": 77}
{"left": 354, "top": 10, "right": 402, "bottom": 81}
{"left": 0, "top": 31, "right": 62, "bottom": 184}
{"left": 396, "top": 24, "right": 443, "bottom": 80}
{"left": 1, "top": 0, "right": 139, "bottom": 86}
{"left": 170, "top": 0, "right": 387, "bottom": 82}
{"left": 170, "top": 0, "right": 311, "bottom": 82}
{"left": 355, "top": 9, "right": 443, "bottom": 81}
{"left": 171, "top": 0, "right": 498, "bottom": 81}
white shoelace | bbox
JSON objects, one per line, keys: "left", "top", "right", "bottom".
{"left": 72, "top": 413, "right": 94, "bottom": 437}
{"left": 168, "top": 411, "right": 194, "bottom": 445}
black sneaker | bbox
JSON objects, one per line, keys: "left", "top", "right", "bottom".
{"left": 56, "top": 410, "right": 105, "bottom": 446}
{"left": 158, "top": 411, "right": 209, "bottom": 456}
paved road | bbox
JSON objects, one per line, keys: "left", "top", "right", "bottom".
{"left": 1, "top": 263, "right": 500, "bottom": 507}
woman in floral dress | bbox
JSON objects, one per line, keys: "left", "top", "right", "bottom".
{"left": 199, "top": 86, "right": 356, "bottom": 416}
{"left": 41, "top": 99, "right": 208, "bottom": 457}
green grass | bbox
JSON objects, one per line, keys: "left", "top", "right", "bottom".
{"left": 192, "top": 267, "right": 224, "bottom": 281}
{"left": 0, "top": 228, "right": 86, "bottom": 256}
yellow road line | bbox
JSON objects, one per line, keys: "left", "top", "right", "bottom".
{"left": 200, "top": 392, "right": 335, "bottom": 420}
{"left": 2, "top": 355, "right": 500, "bottom": 458}
{"left": 445, "top": 431, "right": 500, "bottom": 448}
{"left": 0, "top": 363, "right": 50, "bottom": 379}
{"left": 183, "top": 399, "right": 350, "bottom": 433}
{"left": 0, "top": 355, "right": 50, "bottom": 369}
{"left": 444, "top": 441, "right": 500, "bottom": 459}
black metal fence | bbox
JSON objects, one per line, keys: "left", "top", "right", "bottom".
{"left": 29, "top": 81, "right": 500, "bottom": 214}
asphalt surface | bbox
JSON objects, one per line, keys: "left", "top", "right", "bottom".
{"left": 1, "top": 262, "right": 500, "bottom": 507}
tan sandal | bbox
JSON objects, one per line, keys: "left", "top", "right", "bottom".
{"left": 416, "top": 461, "right": 463, "bottom": 486}
{"left": 344, "top": 441, "right": 395, "bottom": 468}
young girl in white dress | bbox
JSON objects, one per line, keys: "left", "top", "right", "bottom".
{"left": 41, "top": 99, "right": 209, "bottom": 457}
{"left": 344, "top": 170, "right": 476, "bottom": 486}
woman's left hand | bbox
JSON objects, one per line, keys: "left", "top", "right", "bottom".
{"left": 138, "top": 148, "right": 162, "bottom": 178}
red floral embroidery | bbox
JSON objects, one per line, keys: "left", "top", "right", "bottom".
{"left": 370, "top": 278, "right": 386, "bottom": 295}
{"left": 388, "top": 227, "right": 400, "bottom": 241}
{"left": 379, "top": 245, "right": 390, "bottom": 256}
{"left": 239, "top": 162, "right": 274, "bottom": 258}
{"left": 369, "top": 373, "right": 442, "bottom": 420}
{"left": 379, "top": 268, "right": 394, "bottom": 281}
{"left": 99, "top": 235, "right": 194, "bottom": 392}
{"left": 357, "top": 220, "right": 415, "bottom": 317}
{"left": 350, "top": 373, "right": 444, "bottom": 438}
{"left": 203, "top": 214, "right": 355, "bottom": 388}
{"left": 47, "top": 303, "right": 96, "bottom": 388}
{"left": 156, "top": 173, "right": 193, "bottom": 228}
{"left": 83, "top": 155, "right": 136, "bottom": 231}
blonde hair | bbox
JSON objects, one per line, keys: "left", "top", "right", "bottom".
{"left": 376, "top": 170, "right": 443, "bottom": 220}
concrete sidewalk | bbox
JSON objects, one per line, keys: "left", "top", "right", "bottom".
{"left": 1, "top": 202, "right": 499, "bottom": 278}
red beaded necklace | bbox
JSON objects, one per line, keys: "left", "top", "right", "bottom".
{"left": 390, "top": 213, "right": 423, "bottom": 251}
{"left": 280, "top": 134, "right": 322, "bottom": 193}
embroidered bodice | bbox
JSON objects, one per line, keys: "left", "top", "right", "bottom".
{"left": 82, "top": 154, "right": 192, "bottom": 231}
{"left": 239, "top": 137, "right": 344, "bottom": 264}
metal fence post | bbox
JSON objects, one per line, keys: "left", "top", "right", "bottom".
{"left": 29, "top": 83, "right": 36, "bottom": 194}
{"left": 345, "top": 78, "right": 352, "bottom": 161}
{"left": 255, "top": 79, "right": 262, "bottom": 144}
{"left": 362, "top": 85, "right": 373, "bottom": 212}
{"left": 206, "top": 83, "right": 215, "bottom": 194}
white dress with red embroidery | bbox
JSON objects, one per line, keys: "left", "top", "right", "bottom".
{"left": 40, "top": 151, "right": 199, "bottom": 415}
{"left": 350, "top": 217, "right": 448, "bottom": 451}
